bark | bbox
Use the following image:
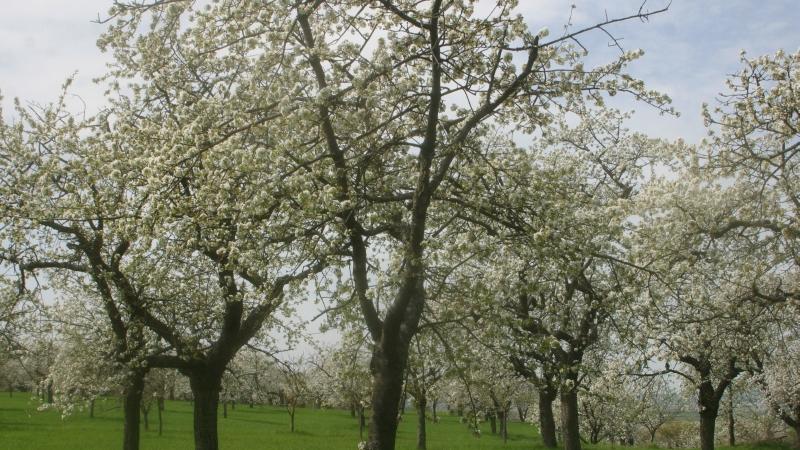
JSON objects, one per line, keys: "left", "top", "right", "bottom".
{"left": 793, "top": 424, "right": 800, "bottom": 449}
{"left": 400, "top": 391, "right": 408, "bottom": 417}
{"left": 359, "top": 406, "right": 367, "bottom": 441}
{"left": 189, "top": 371, "right": 224, "bottom": 450}
{"left": 499, "top": 409, "right": 508, "bottom": 443}
{"left": 123, "top": 371, "right": 146, "bottom": 450}
{"left": 366, "top": 343, "right": 412, "bottom": 450}
{"left": 698, "top": 382, "right": 720, "bottom": 450}
{"left": 45, "top": 380, "right": 54, "bottom": 404}
{"left": 89, "top": 398, "right": 95, "bottom": 418}
{"left": 589, "top": 427, "right": 601, "bottom": 444}
{"left": 432, "top": 399, "right": 438, "bottom": 423}
{"left": 727, "top": 404, "right": 735, "bottom": 446}
{"left": 351, "top": 402, "right": 357, "bottom": 418}
{"left": 560, "top": 388, "right": 581, "bottom": 450}
{"left": 142, "top": 403, "right": 150, "bottom": 431}
{"left": 700, "top": 410, "right": 718, "bottom": 450}
{"left": 158, "top": 397, "right": 164, "bottom": 436}
{"left": 416, "top": 397, "right": 427, "bottom": 450}
{"left": 517, "top": 405, "right": 528, "bottom": 423}
{"left": 489, "top": 412, "right": 497, "bottom": 434}
{"left": 289, "top": 405, "right": 296, "bottom": 432}
{"left": 539, "top": 390, "right": 558, "bottom": 448}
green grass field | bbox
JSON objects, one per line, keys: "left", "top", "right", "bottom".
{"left": 0, "top": 394, "right": 793, "bottom": 450}
{"left": 0, "top": 394, "right": 541, "bottom": 449}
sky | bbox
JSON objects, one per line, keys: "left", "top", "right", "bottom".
{"left": 1, "top": 0, "right": 799, "bottom": 350}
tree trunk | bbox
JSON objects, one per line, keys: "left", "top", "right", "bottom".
{"left": 539, "top": 390, "right": 558, "bottom": 448}
{"left": 123, "top": 371, "right": 146, "bottom": 450}
{"left": 489, "top": 412, "right": 497, "bottom": 434}
{"left": 89, "top": 398, "right": 95, "bottom": 418}
{"left": 499, "top": 409, "right": 508, "bottom": 443}
{"left": 158, "top": 396, "right": 164, "bottom": 436}
{"left": 289, "top": 406, "right": 296, "bottom": 432}
{"left": 351, "top": 402, "right": 357, "bottom": 418}
{"left": 560, "top": 388, "right": 581, "bottom": 450}
{"left": 360, "top": 406, "right": 367, "bottom": 441}
{"left": 700, "top": 410, "right": 718, "bottom": 450}
{"left": 792, "top": 424, "right": 800, "bottom": 449}
{"left": 728, "top": 388, "right": 735, "bottom": 446}
{"left": 189, "top": 371, "right": 223, "bottom": 450}
{"left": 366, "top": 345, "right": 409, "bottom": 450}
{"left": 517, "top": 405, "right": 528, "bottom": 423}
{"left": 699, "top": 382, "right": 721, "bottom": 450}
{"left": 416, "top": 397, "right": 427, "bottom": 450}
{"left": 590, "top": 426, "right": 600, "bottom": 444}
{"left": 142, "top": 404, "right": 150, "bottom": 431}
{"left": 432, "top": 399, "right": 438, "bottom": 423}
{"left": 45, "top": 380, "right": 54, "bottom": 404}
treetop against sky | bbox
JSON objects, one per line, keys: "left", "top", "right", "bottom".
{"left": 1, "top": 0, "right": 799, "bottom": 144}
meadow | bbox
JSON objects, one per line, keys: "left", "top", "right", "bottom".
{"left": 0, "top": 394, "right": 791, "bottom": 450}
{"left": 0, "top": 394, "right": 541, "bottom": 450}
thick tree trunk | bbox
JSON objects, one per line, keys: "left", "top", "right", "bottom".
{"left": 560, "top": 388, "right": 581, "bottom": 450}
{"left": 698, "top": 381, "right": 721, "bottom": 450}
{"left": 539, "top": 390, "right": 558, "bottom": 448}
{"left": 189, "top": 372, "right": 223, "bottom": 450}
{"left": 123, "top": 371, "right": 146, "bottom": 450}
{"left": 366, "top": 345, "right": 409, "bottom": 450}
{"left": 700, "top": 410, "right": 718, "bottom": 450}
{"left": 416, "top": 397, "right": 427, "bottom": 450}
